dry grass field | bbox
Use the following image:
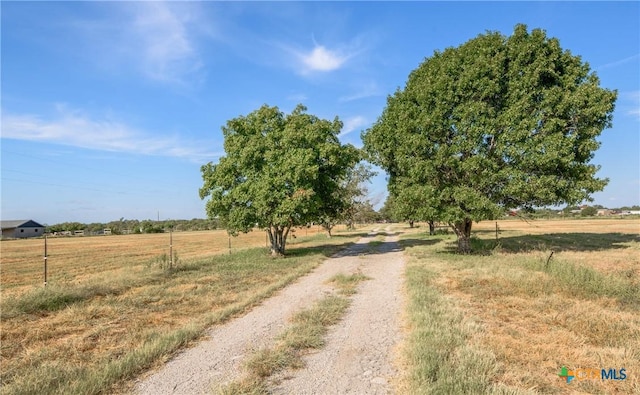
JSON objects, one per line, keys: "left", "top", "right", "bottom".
{"left": 1, "top": 225, "right": 331, "bottom": 297}
{"left": 401, "top": 217, "right": 639, "bottom": 394}
{"left": 474, "top": 218, "right": 640, "bottom": 276}
{"left": 0, "top": 225, "right": 361, "bottom": 394}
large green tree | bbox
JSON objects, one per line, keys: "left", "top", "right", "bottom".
{"left": 200, "top": 104, "right": 359, "bottom": 256}
{"left": 363, "top": 24, "right": 617, "bottom": 253}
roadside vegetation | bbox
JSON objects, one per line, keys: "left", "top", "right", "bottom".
{"left": 218, "top": 273, "right": 368, "bottom": 394}
{"left": 0, "top": 229, "right": 367, "bottom": 395}
{"left": 399, "top": 219, "right": 639, "bottom": 394}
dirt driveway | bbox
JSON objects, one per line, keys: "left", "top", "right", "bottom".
{"left": 135, "top": 227, "right": 406, "bottom": 394}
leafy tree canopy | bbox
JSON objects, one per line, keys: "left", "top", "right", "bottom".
{"left": 581, "top": 206, "right": 599, "bottom": 216}
{"left": 363, "top": 24, "right": 617, "bottom": 252}
{"left": 200, "top": 104, "right": 360, "bottom": 255}
{"left": 318, "top": 163, "right": 376, "bottom": 234}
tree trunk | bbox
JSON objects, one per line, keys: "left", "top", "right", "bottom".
{"left": 322, "top": 223, "right": 333, "bottom": 238}
{"left": 346, "top": 220, "right": 354, "bottom": 230}
{"left": 428, "top": 220, "right": 435, "bottom": 235}
{"left": 409, "top": 220, "right": 414, "bottom": 228}
{"left": 267, "top": 225, "right": 290, "bottom": 256}
{"left": 450, "top": 218, "right": 473, "bottom": 254}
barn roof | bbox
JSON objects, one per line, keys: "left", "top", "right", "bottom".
{"left": 0, "top": 220, "right": 45, "bottom": 229}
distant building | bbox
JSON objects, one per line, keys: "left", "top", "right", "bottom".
{"left": 620, "top": 210, "right": 640, "bottom": 216}
{"left": 1, "top": 220, "right": 45, "bottom": 239}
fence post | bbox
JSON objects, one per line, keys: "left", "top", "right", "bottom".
{"left": 43, "top": 235, "right": 48, "bottom": 287}
{"left": 169, "top": 228, "right": 173, "bottom": 269}
{"left": 495, "top": 221, "right": 499, "bottom": 241}
{"left": 228, "top": 234, "right": 231, "bottom": 254}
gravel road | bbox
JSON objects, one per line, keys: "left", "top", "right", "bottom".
{"left": 272, "top": 229, "right": 405, "bottom": 394}
{"left": 135, "top": 227, "right": 405, "bottom": 394}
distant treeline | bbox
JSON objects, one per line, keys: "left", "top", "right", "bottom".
{"left": 46, "top": 218, "right": 221, "bottom": 235}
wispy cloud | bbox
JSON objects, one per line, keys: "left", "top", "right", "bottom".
{"left": 596, "top": 53, "right": 640, "bottom": 71}
{"left": 1, "top": 106, "right": 219, "bottom": 162}
{"left": 339, "top": 115, "right": 368, "bottom": 137}
{"left": 339, "top": 81, "right": 381, "bottom": 102}
{"left": 300, "top": 45, "right": 346, "bottom": 72}
{"left": 624, "top": 90, "right": 640, "bottom": 119}
{"left": 129, "top": 2, "right": 203, "bottom": 83}
{"left": 287, "top": 92, "right": 308, "bottom": 102}
{"left": 75, "top": 2, "right": 206, "bottom": 86}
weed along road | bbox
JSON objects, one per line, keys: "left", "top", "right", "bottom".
{"left": 135, "top": 227, "right": 406, "bottom": 394}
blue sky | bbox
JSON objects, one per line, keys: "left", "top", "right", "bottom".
{"left": 2, "top": 1, "right": 639, "bottom": 225}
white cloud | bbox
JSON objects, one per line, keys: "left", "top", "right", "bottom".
{"left": 1, "top": 107, "right": 219, "bottom": 162}
{"left": 129, "top": 2, "right": 203, "bottom": 83}
{"left": 339, "top": 116, "right": 368, "bottom": 137}
{"left": 300, "top": 45, "right": 346, "bottom": 72}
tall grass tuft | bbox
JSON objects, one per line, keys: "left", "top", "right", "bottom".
{"left": 403, "top": 264, "right": 500, "bottom": 394}
{"left": 1, "top": 283, "right": 122, "bottom": 318}
{"left": 329, "top": 272, "right": 369, "bottom": 295}
{"left": 521, "top": 254, "right": 640, "bottom": 308}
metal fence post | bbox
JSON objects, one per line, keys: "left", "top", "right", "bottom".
{"left": 43, "top": 235, "right": 48, "bottom": 287}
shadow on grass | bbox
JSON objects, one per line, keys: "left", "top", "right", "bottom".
{"left": 329, "top": 232, "right": 370, "bottom": 239}
{"left": 486, "top": 232, "right": 639, "bottom": 253}
{"left": 399, "top": 238, "right": 442, "bottom": 249}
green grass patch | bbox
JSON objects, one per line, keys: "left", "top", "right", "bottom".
{"left": 245, "top": 347, "right": 304, "bottom": 378}
{"left": 280, "top": 295, "right": 350, "bottom": 350}
{"left": 521, "top": 255, "right": 640, "bottom": 308}
{"left": 217, "top": 377, "right": 269, "bottom": 395}
{"left": 328, "top": 272, "right": 370, "bottom": 295}
{"left": 403, "top": 262, "right": 500, "bottom": 394}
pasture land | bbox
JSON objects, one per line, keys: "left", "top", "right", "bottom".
{"left": 0, "top": 225, "right": 363, "bottom": 394}
{"left": 400, "top": 218, "right": 639, "bottom": 394}
{"left": 1, "top": 226, "right": 332, "bottom": 297}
